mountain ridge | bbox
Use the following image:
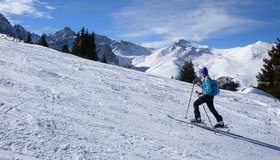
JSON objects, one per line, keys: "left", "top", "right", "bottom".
{"left": 0, "top": 13, "right": 273, "bottom": 89}
{"left": 135, "top": 40, "right": 273, "bottom": 88}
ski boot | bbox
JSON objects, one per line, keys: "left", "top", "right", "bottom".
{"left": 190, "top": 117, "right": 201, "bottom": 123}
{"left": 214, "top": 121, "right": 224, "bottom": 128}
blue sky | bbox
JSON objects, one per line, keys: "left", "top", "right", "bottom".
{"left": 0, "top": 0, "right": 279, "bottom": 48}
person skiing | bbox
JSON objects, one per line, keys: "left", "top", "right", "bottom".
{"left": 191, "top": 67, "right": 224, "bottom": 128}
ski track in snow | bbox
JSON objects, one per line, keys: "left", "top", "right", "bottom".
{"left": 0, "top": 35, "right": 280, "bottom": 159}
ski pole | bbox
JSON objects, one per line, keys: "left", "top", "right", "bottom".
{"left": 185, "top": 81, "right": 195, "bottom": 119}
{"left": 202, "top": 104, "right": 215, "bottom": 129}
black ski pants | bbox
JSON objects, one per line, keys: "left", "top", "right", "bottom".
{"left": 193, "top": 94, "right": 223, "bottom": 122}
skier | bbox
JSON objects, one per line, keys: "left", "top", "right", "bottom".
{"left": 191, "top": 67, "right": 224, "bottom": 128}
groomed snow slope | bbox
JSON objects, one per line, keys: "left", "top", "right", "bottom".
{"left": 0, "top": 34, "right": 280, "bottom": 160}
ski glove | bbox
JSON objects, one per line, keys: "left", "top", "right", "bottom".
{"left": 196, "top": 91, "right": 203, "bottom": 97}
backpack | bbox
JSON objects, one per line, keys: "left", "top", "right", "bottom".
{"left": 211, "top": 79, "right": 220, "bottom": 96}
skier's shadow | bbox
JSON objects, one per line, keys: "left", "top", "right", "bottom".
{"left": 168, "top": 115, "right": 280, "bottom": 152}
{"left": 218, "top": 130, "right": 280, "bottom": 152}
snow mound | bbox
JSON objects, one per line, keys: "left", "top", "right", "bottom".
{"left": 240, "top": 87, "right": 274, "bottom": 97}
{"left": 0, "top": 34, "right": 280, "bottom": 159}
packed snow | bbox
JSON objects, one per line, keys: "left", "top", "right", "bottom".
{"left": 0, "top": 34, "right": 279, "bottom": 160}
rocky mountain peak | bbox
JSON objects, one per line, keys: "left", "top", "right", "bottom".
{"left": 173, "top": 39, "right": 192, "bottom": 48}
{"left": 0, "top": 13, "right": 10, "bottom": 24}
{"left": 13, "top": 24, "right": 28, "bottom": 39}
{"left": 54, "top": 27, "right": 76, "bottom": 38}
{"left": 0, "top": 13, "right": 15, "bottom": 36}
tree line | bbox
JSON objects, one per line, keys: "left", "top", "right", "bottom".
{"left": 24, "top": 27, "right": 100, "bottom": 62}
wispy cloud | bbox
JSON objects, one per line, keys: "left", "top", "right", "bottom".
{"left": 45, "top": 5, "right": 56, "bottom": 10}
{"left": 141, "top": 39, "right": 171, "bottom": 49}
{"left": 0, "top": 0, "right": 55, "bottom": 18}
{"left": 112, "top": 0, "right": 269, "bottom": 48}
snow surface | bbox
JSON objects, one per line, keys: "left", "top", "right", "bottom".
{"left": 0, "top": 34, "right": 280, "bottom": 159}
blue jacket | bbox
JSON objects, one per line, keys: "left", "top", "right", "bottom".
{"left": 200, "top": 76, "right": 214, "bottom": 96}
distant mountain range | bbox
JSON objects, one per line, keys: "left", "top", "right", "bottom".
{"left": 0, "top": 13, "right": 152, "bottom": 66}
{"left": 135, "top": 40, "right": 273, "bottom": 88}
{"left": 0, "top": 13, "right": 273, "bottom": 88}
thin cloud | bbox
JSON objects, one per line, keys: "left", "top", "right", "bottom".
{"left": 112, "top": 0, "right": 269, "bottom": 48}
{"left": 0, "top": 0, "right": 55, "bottom": 18}
{"left": 45, "top": 5, "right": 56, "bottom": 10}
{"left": 141, "top": 40, "right": 172, "bottom": 49}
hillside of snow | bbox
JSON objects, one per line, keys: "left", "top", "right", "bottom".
{"left": 0, "top": 34, "right": 280, "bottom": 159}
{"left": 135, "top": 40, "right": 273, "bottom": 88}
{"left": 0, "top": 12, "right": 273, "bottom": 89}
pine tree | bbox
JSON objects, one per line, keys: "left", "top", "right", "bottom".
{"left": 72, "top": 32, "right": 80, "bottom": 55}
{"left": 257, "top": 38, "right": 280, "bottom": 99}
{"left": 80, "top": 27, "right": 86, "bottom": 57}
{"left": 88, "top": 32, "right": 98, "bottom": 61}
{"left": 274, "top": 72, "right": 280, "bottom": 98}
{"left": 84, "top": 29, "right": 90, "bottom": 59}
{"left": 179, "top": 60, "right": 197, "bottom": 83}
{"left": 71, "top": 28, "right": 97, "bottom": 61}
{"left": 102, "top": 54, "right": 107, "bottom": 63}
{"left": 24, "top": 32, "right": 32, "bottom": 44}
{"left": 38, "top": 34, "right": 48, "bottom": 47}
{"left": 61, "top": 44, "right": 70, "bottom": 53}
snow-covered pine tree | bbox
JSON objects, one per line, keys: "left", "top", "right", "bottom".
{"left": 179, "top": 60, "right": 196, "bottom": 83}
{"left": 257, "top": 38, "right": 280, "bottom": 99}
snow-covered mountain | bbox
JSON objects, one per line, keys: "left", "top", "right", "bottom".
{"left": 136, "top": 40, "right": 273, "bottom": 88}
{"left": 0, "top": 34, "right": 280, "bottom": 159}
{"left": 111, "top": 40, "right": 151, "bottom": 56}
{"left": 135, "top": 40, "right": 212, "bottom": 76}
{"left": 110, "top": 40, "right": 152, "bottom": 68}
{"left": 97, "top": 43, "right": 119, "bottom": 65}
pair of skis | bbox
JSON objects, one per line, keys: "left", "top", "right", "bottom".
{"left": 167, "top": 114, "right": 230, "bottom": 134}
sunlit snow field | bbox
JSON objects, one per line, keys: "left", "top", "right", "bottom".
{"left": 0, "top": 34, "right": 279, "bottom": 159}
